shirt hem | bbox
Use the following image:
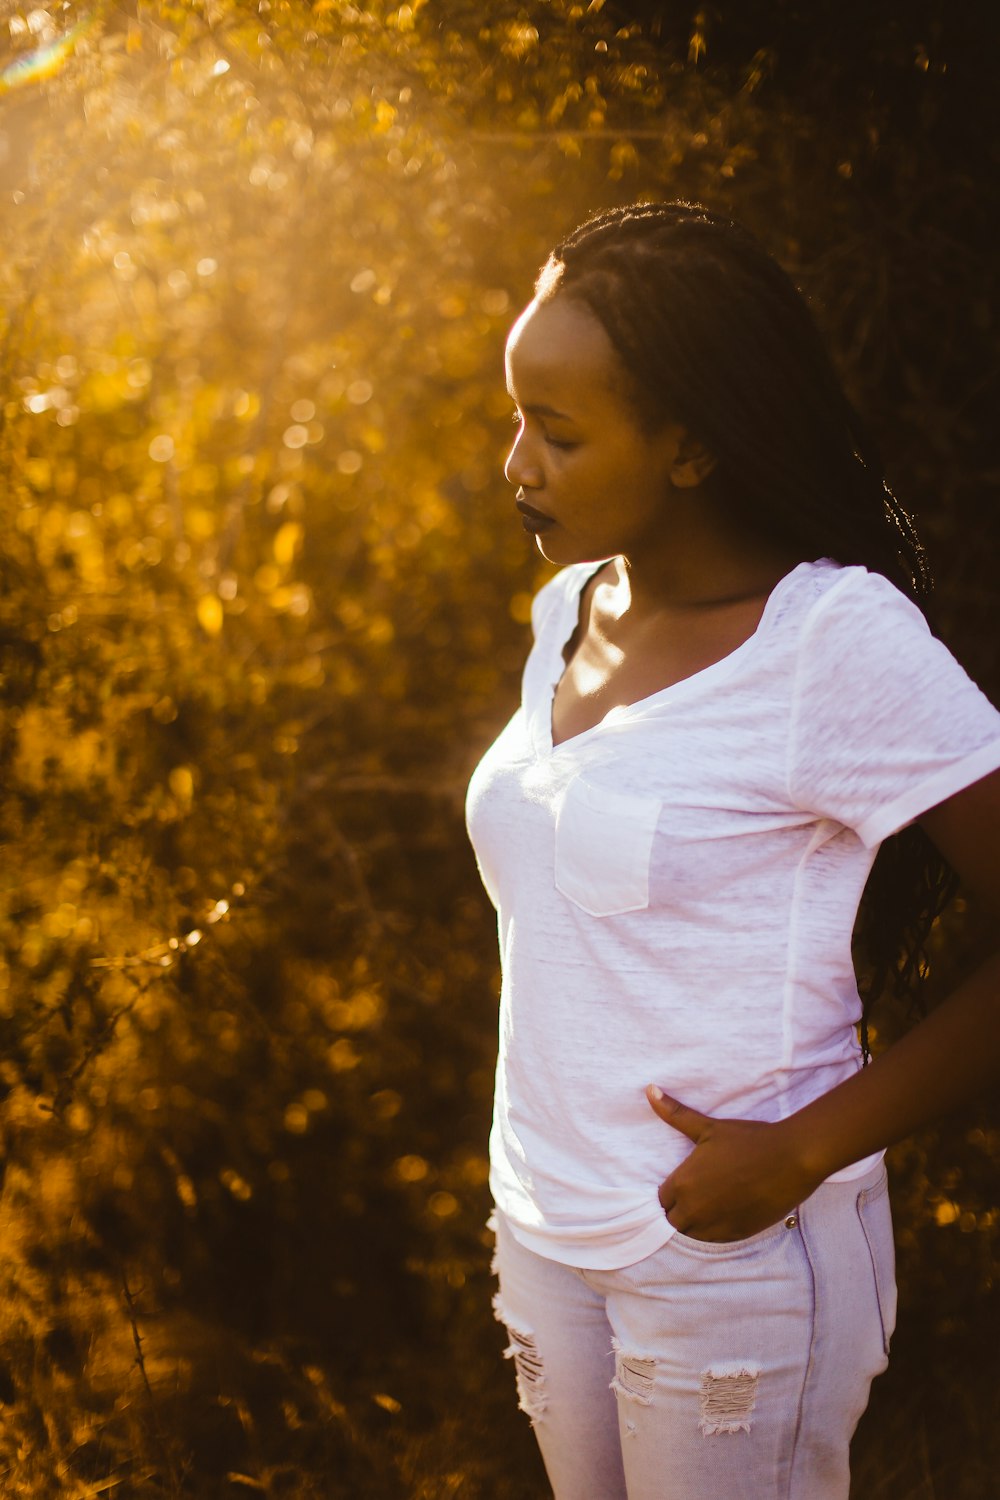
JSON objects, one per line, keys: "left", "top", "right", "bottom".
{"left": 497, "top": 1208, "right": 674, "bottom": 1270}
{"left": 822, "top": 1147, "right": 885, "bottom": 1183}
{"left": 492, "top": 1148, "right": 886, "bottom": 1269}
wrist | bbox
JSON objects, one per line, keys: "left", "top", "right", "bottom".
{"left": 772, "top": 1113, "right": 831, "bottom": 1201}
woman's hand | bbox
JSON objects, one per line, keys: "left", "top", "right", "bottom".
{"left": 645, "top": 771, "right": 1000, "bottom": 1244}
{"left": 646, "top": 1084, "right": 820, "bottom": 1243}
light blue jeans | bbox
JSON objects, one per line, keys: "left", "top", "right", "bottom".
{"left": 491, "top": 1163, "right": 896, "bottom": 1500}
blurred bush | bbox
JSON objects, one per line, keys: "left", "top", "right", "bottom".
{"left": 0, "top": 0, "right": 997, "bottom": 1494}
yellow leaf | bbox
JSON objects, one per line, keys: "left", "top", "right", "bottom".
{"left": 187, "top": 508, "right": 215, "bottom": 540}
{"left": 24, "top": 458, "right": 51, "bottom": 491}
{"left": 273, "top": 521, "right": 303, "bottom": 566}
{"left": 196, "top": 594, "right": 223, "bottom": 636}
{"left": 169, "top": 766, "right": 194, "bottom": 804}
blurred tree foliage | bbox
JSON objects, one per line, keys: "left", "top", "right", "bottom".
{"left": 0, "top": 0, "right": 997, "bottom": 1494}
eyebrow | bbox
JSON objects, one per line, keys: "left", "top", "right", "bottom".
{"left": 511, "top": 399, "right": 575, "bottom": 423}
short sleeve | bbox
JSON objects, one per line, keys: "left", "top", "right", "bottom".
{"left": 788, "top": 570, "right": 1000, "bottom": 848}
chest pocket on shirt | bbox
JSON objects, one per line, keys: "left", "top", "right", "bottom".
{"left": 554, "top": 776, "right": 661, "bottom": 917}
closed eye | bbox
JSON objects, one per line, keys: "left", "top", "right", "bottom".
{"left": 511, "top": 407, "right": 578, "bottom": 451}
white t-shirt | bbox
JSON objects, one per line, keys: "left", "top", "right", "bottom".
{"left": 465, "top": 559, "right": 1000, "bottom": 1270}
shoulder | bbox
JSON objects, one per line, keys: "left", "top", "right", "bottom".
{"left": 786, "top": 566, "right": 1000, "bottom": 844}
{"left": 788, "top": 563, "right": 951, "bottom": 685}
{"left": 790, "top": 563, "right": 999, "bottom": 737}
{"left": 767, "top": 559, "right": 928, "bottom": 641}
{"left": 802, "top": 563, "right": 930, "bottom": 636}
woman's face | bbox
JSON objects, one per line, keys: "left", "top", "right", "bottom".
{"left": 504, "top": 293, "right": 694, "bottom": 567}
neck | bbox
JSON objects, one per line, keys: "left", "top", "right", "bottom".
{"left": 613, "top": 504, "right": 804, "bottom": 618}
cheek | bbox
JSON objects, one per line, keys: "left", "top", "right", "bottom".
{"left": 576, "top": 447, "right": 632, "bottom": 499}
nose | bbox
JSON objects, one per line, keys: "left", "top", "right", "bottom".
{"left": 504, "top": 426, "right": 543, "bottom": 490}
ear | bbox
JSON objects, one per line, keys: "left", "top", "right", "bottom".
{"left": 669, "top": 430, "right": 717, "bottom": 489}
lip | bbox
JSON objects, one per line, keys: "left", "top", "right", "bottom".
{"left": 515, "top": 497, "right": 555, "bottom": 531}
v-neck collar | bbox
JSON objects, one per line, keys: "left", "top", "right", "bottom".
{"left": 526, "top": 559, "right": 823, "bottom": 757}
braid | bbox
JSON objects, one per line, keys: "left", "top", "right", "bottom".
{"left": 538, "top": 202, "right": 958, "bottom": 1043}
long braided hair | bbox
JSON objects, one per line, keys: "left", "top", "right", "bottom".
{"left": 537, "top": 201, "right": 958, "bottom": 1052}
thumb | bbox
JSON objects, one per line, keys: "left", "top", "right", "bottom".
{"left": 645, "top": 1084, "right": 710, "bottom": 1142}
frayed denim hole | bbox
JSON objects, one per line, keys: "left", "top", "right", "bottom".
{"left": 610, "top": 1337, "right": 655, "bottom": 1408}
{"left": 698, "top": 1364, "right": 761, "bottom": 1435}
{"left": 493, "top": 1294, "right": 547, "bottom": 1423}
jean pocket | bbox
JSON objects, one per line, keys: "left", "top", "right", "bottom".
{"left": 856, "top": 1170, "right": 897, "bottom": 1356}
{"left": 665, "top": 1216, "right": 789, "bottom": 1259}
{"left": 554, "top": 776, "right": 661, "bottom": 917}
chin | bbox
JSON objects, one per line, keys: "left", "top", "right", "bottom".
{"left": 535, "top": 534, "right": 607, "bottom": 567}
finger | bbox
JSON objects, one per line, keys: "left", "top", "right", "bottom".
{"left": 658, "top": 1192, "right": 687, "bottom": 1232}
{"left": 645, "top": 1084, "right": 710, "bottom": 1142}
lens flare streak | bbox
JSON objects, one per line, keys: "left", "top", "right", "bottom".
{"left": 0, "top": 16, "right": 95, "bottom": 95}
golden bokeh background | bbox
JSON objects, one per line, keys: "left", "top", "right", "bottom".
{"left": 1, "top": 2, "right": 998, "bottom": 1494}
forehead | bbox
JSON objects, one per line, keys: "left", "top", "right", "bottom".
{"left": 505, "top": 295, "right": 623, "bottom": 408}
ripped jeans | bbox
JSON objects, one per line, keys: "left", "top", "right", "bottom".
{"left": 491, "top": 1162, "right": 895, "bottom": 1500}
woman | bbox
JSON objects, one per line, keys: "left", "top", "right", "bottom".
{"left": 464, "top": 202, "right": 1000, "bottom": 1499}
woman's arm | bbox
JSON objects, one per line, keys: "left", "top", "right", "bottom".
{"left": 649, "top": 765, "right": 1000, "bottom": 1242}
